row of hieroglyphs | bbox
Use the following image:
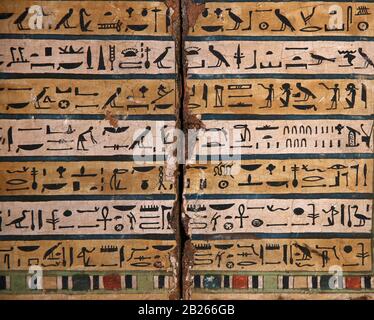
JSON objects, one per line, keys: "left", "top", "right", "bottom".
{"left": 0, "top": 161, "right": 175, "bottom": 195}
{"left": 187, "top": 79, "right": 373, "bottom": 115}
{"left": 0, "top": 79, "right": 177, "bottom": 115}
{"left": 0, "top": 39, "right": 175, "bottom": 74}
{"left": 0, "top": 119, "right": 176, "bottom": 156}
{"left": 0, "top": 240, "right": 176, "bottom": 271}
{"left": 0, "top": 1, "right": 372, "bottom": 36}
{"left": 0, "top": 238, "right": 370, "bottom": 272}
{"left": 0, "top": 200, "right": 176, "bottom": 235}
{"left": 188, "top": 2, "right": 374, "bottom": 36}
{"left": 185, "top": 41, "right": 374, "bottom": 74}
{"left": 188, "top": 119, "right": 373, "bottom": 154}
{"left": 0, "top": 119, "right": 372, "bottom": 156}
{"left": 190, "top": 238, "right": 371, "bottom": 272}
{"left": 0, "top": 1, "right": 174, "bottom": 35}
{"left": 0, "top": 199, "right": 371, "bottom": 235}
{"left": 185, "top": 159, "right": 372, "bottom": 194}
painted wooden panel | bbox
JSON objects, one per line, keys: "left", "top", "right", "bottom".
{"left": 0, "top": 0, "right": 180, "bottom": 300}
{"left": 183, "top": 0, "right": 373, "bottom": 300}
{"left": 0, "top": 79, "right": 177, "bottom": 115}
{"left": 188, "top": 2, "right": 373, "bottom": 36}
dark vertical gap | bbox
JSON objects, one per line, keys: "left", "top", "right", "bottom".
{"left": 176, "top": 0, "right": 187, "bottom": 300}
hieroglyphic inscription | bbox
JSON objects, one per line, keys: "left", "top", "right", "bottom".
{"left": 0, "top": 200, "right": 175, "bottom": 235}
{"left": 185, "top": 159, "right": 372, "bottom": 194}
{"left": 0, "top": 0, "right": 179, "bottom": 299}
{"left": 187, "top": 79, "right": 372, "bottom": 115}
{"left": 183, "top": 0, "right": 373, "bottom": 299}
{"left": 0, "top": 79, "right": 177, "bottom": 115}
{"left": 189, "top": 2, "right": 373, "bottom": 36}
{"left": 0, "top": 240, "right": 176, "bottom": 271}
{"left": 0, "top": 1, "right": 173, "bottom": 35}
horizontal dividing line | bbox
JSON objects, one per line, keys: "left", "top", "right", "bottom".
{"left": 0, "top": 291, "right": 169, "bottom": 296}
{"left": 31, "top": 0, "right": 163, "bottom": 2}
{"left": 0, "top": 234, "right": 176, "bottom": 241}
{"left": 0, "top": 194, "right": 176, "bottom": 202}
{"left": 0, "top": 73, "right": 177, "bottom": 80}
{"left": 194, "top": 153, "right": 374, "bottom": 160}
{"left": 185, "top": 193, "right": 373, "bottom": 200}
{"left": 185, "top": 36, "right": 374, "bottom": 42}
{"left": 200, "top": 114, "right": 374, "bottom": 120}
{"left": 0, "top": 291, "right": 168, "bottom": 296}
{"left": 192, "top": 0, "right": 374, "bottom": 2}
{"left": 0, "top": 114, "right": 370, "bottom": 121}
{"left": 192, "top": 289, "right": 374, "bottom": 294}
{"left": 191, "top": 233, "right": 372, "bottom": 240}
{"left": 4, "top": 154, "right": 371, "bottom": 162}
{"left": 0, "top": 155, "right": 170, "bottom": 162}
{"left": 190, "top": 271, "right": 374, "bottom": 276}
{"left": 0, "top": 114, "right": 176, "bottom": 121}
{"left": 0, "top": 34, "right": 174, "bottom": 41}
{"left": 1, "top": 270, "right": 172, "bottom": 275}
{"left": 187, "top": 73, "right": 374, "bottom": 80}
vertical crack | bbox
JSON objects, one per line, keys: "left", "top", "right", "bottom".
{"left": 177, "top": 0, "right": 206, "bottom": 300}
{"left": 177, "top": 0, "right": 187, "bottom": 300}
{"left": 166, "top": 0, "right": 205, "bottom": 299}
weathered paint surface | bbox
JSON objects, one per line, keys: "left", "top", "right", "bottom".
{"left": 0, "top": 0, "right": 373, "bottom": 300}
{"left": 0, "top": 79, "right": 177, "bottom": 115}
{"left": 187, "top": 79, "right": 373, "bottom": 115}
{"left": 0, "top": 200, "right": 176, "bottom": 235}
{"left": 0, "top": 39, "right": 176, "bottom": 74}
{"left": 191, "top": 238, "right": 371, "bottom": 271}
{"left": 183, "top": 0, "right": 374, "bottom": 300}
{"left": 185, "top": 159, "right": 372, "bottom": 194}
{"left": 186, "top": 40, "right": 374, "bottom": 75}
{"left": 0, "top": 1, "right": 173, "bottom": 35}
{"left": 0, "top": 240, "right": 176, "bottom": 271}
{"left": 186, "top": 199, "right": 372, "bottom": 234}
{"left": 188, "top": 2, "right": 374, "bottom": 37}
{"left": 0, "top": 0, "right": 180, "bottom": 299}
